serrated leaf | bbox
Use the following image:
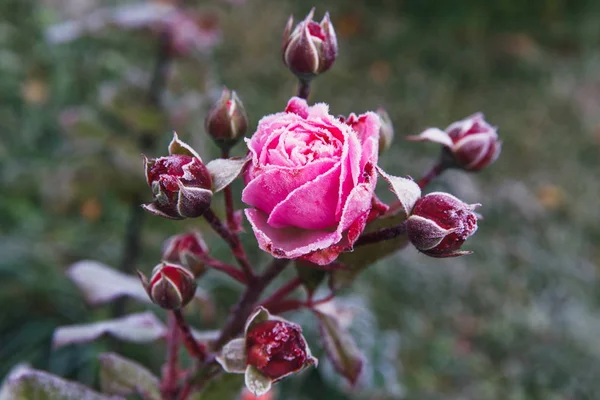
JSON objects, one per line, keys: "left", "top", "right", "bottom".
{"left": 314, "top": 310, "right": 364, "bottom": 386}
{"left": 98, "top": 353, "right": 160, "bottom": 400}
{"left": 244, "top": 366, "right": 272, "bottom": 397}
{"left": 216, "top": 338, "right": 247, "bottom": 373}
{"left": 332, "top": 212, "right": 409, "bottom": 289}
{"left": 206, "top": 155, "right": 251, "bottom": 193}
{"left": 52, "top": 312, "right": 166, "bottom": 349}
{"left": 66, "top": 260, "right": 151, "bottom": 305}
{"left": 0, "top": 365, "right": 118, "bottom": 400}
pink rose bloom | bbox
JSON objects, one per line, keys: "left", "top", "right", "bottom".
{"left": 242, "top": 97, "right": 380, "bottom": 265}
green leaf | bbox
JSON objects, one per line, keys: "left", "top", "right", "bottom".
{"left": 205, "top": 155, "right": 251, "bottom": 193}
{"left": 314, "top": 310, "right": 364, "bottom": 386}
{"left": 189, "top": 373, "right": 244, "bottom": 400}
{"left": 216, "top": 338, "right": 247, "bottom": 373}
{"left": 332, "top": 212, "right": 409, "bottom": 289}
{"left": 0, "top": 364, "right": 118, "bottom": 400}
{"left": 98, "top": 352, "right": 161, "bottom": 400}
{"left": 244, "top": 366, "right": 272, "bottom": 397}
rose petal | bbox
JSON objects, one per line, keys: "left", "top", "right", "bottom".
{"left": 242, "top": 159, "right": 336, "bottom": 215}
{"left": 284, "top": 97, "right": 309, "bottom": 118}
{"left": 245, "top": 209, "right": 341, "bottom": 259}
{"left": 267, "top": 164, "right": 341, "bottom": 229}
{"left": 336, "top": 123, "right": 361, "bottom": 218}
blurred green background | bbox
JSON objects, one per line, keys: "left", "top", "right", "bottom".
{"left": 2, "top": 0, "right": 600, "bottom": 398}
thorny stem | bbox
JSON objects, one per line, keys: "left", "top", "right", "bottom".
{"left": 260, "top": 277, "right": 302, "bottom": 310}
{"left": 161, "top": 313, "right": 181, "bottom": 400}
{"left": 213, "top": 258, "right": 289, "bottom": 350}
{"left": 203, "top": 257, "right": 247, "bottom": 284}
{"left": 220, "top": 149, "right": 237, "bottom": 232}
{"left": 297, "top": 78, "right": 311, "bottom": 100}
{"left": 112, "top": 32, "right": 172, "bottom": 318}
{"left": 355, "top": 222, "right": 408, "bottom": 247}
{"left": 173, "top": 310, "right": 206, "bottom": 362}
{"left": 203, "top": 208, "right": 255, "bottom": 281}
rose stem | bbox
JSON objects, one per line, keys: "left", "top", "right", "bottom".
{"left": 112, "top": 31, "right": 172, "bottom": 318}
{"left": 203, "top": 208, "right": 255, "bottom": 281}
{"left": 202, "top": 257, "right": 247, "bottom": 284}
{"left": 212, "top": 258, "right": 289, "bottom": 350}
{"left": 220, "top": 149, "right": 237, "bottom": 232}
{"left": 260, "top": 277, "right": 303, "bottom": 311}
{"left": 354, "top": 222, "right": 407, "bottom": 247}
{"left": 161, "top": 313, "right": 181, "bottom": 400}
{"left": 417, "top": 161, "right": 448, "bottom": 189}
{"left": 268, "top": 291, "right": 336, "bottom": 314}
{"left": 173, "top": 310, "right": 206, "bottom": 361}
{"left": 297, "top": 78, "right": 311, "bottom": 100}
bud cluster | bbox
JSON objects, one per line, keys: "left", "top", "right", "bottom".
{"left": 138, "top": 262, "right": 197, "bottom": 310}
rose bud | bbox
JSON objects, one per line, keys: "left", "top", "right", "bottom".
{"left": 205, "top": 87, "right": 248, "bottom": 151}
{"left": 376, "top": 107, "right": 394, "bottom": 153}
{"left": 406, "top": 192, "right": 480, "bottom": 258}
{"left": 162, "top": 232, "right": 209, "bottom": 277}
{"left": 142, "top": 134, "right": 213, "bottom": 219}
{"left": 407, "top": 113, "right": 501, "bottom": 171}
{"left": 138, "top": 262, "right": 197, "bottom": 310}
{"left": 282, "top": 8, "right": 337, "bottom": 79}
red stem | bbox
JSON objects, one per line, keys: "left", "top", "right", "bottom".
{"left": 220, "top": 149, "right": 237, "bottom": 232}
{"left": 417, "top": 161, "right": 447, "bottom": 189}
{"left": 260, "top": 277, "right": 302, "bottom": 310}
{"left": 297, "top": 78, "right": 311, "bottom": 100}
{"left": 268, "top": 292, "right": 336, "bottom": 314}
{"left": 203, "top": 257, "right": 246, "bottom": 284}
{"left": 161, "top": 313, "right": 180, "bottom": 400}
{"left": 173, "top": 310, "right": 206, "bottom": 362}
{"left": 355, "top": 222, "right": 407, "bottom": 247}
{"left": 203, "top": 208, "right": 255, "bottom": 281}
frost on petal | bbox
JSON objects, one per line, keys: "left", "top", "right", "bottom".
{"left": 284, "top": 97, "right": 310, "bottom": 118}
{"left": 406, "top": 127, "right": 453, "bottom": 147}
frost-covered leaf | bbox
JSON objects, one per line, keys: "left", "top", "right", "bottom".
{"left": 314, "top": 310, "right": 364, "bottom": 386}
{"left": 53, "top": 312, "right": 166, "bottom": 349}
{"left": 216, "top": 338, "right": 247, "bottom": 373}
{"left": 67, "top": 260, "right": 151, "bottom": 305}
{"left": 206, "top": 155, "right": 251, "bottom": 193}
{"left": 168, "top": 132, "right": 202, "bottom": 159}
{"left": 0, "top": 364, "right": 119, "bottom": 400}
{"left": 244, "top": 366, "right": 272, "bottom": 397}
{"left": 99, "top": 353, "right": 161, "bottom": 400}
{"left": 377, "top": 166, "right": 421, "bottom": 216}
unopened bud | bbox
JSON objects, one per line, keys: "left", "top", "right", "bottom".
{"left": 408, "top": 113, "right": 501, "bottom": 172}
{"left": 138, "top": 262, "right": 197, "bottom": 310}
{"left": 282, "top": 8, "right": 338, "bottom": 79}
{"left": 205, "top": 88, "right": 248, "bottom": 151}
{"left": 162, "top": 232, "right": 209, "bottom": 277}
{"left": 142, "top": 134, "right": 213, "bottom": 219}
{"left": 406, "top": 192, "right": 479, "bottom": 258}
{"left": 376, "top": 108, "right": 394, "bottom": 153}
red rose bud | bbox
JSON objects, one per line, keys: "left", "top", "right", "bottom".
{"left": 205, "top": 87, "right": 248, "bottom": 151}
{"left": 408, "top": 113, "right": 501, "bottom": 171}
{"left": 138, "top": 262, "right": 197, "bottom": 310}
{"left": 246, "top": 320, "right": 312, "bottom": 380}
{"left": 406, "top": 192, "right": 479, "bottom": 258}
{"left": 376, "top": 107, "right": 394, "bottom": 153}
{"left": 162, "top": 232, "right": 209, "bottom": 277}
{"left": 142, "top": 153, "right": 212, "bottom": 219}
{"left": 282, "top": 8, "right": 337, "bottom": 79}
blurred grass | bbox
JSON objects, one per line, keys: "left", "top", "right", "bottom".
{"left": 2, "top": 0, "right": 600, "bottom": 398}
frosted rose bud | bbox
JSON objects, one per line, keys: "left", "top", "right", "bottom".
{"left": 138, "top": 262, "right": 196, "bottom": 309}
{"left": 408, "top": 113, "right": 501, "bottom": 171}
{"left": 142, "top": 134, "right": 213, "bottom": 219}
{"left": 246, "top": 320, "right": 309, "bottom": 380}
{"left": 162, "top": 232, "right": 208, "bottom": 277}
{"left": 407, "top": 192, "right": 479, "bottom": 258}
{"left": 376, "top": 108, "right": 394, "bottom": 153}
{"left": 205, "top": 87, "right": 248, "bottom": 151}
{"left": 282, "top": 8, "right": 337, "bottom": 78}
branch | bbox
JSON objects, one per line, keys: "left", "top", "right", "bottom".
{"left": 203, "top": 208, "right": 255, "bottom": 281}
{"left": 173, "top": 310, "right": 206, "bottom": 362}
{"left": 260, "top": 277, "right": 302, "bottom": 310}
{"left": 160, "top": 313, "right": 180, "bottom": 400}
{"left": 417, "top": 161, "right": 447, "bottom": 190}
{"left": 203, "top": 257, "right": 247, "bottom": 284}
{"left": 297, "top": 78, "right": 311, "bottom": 100}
